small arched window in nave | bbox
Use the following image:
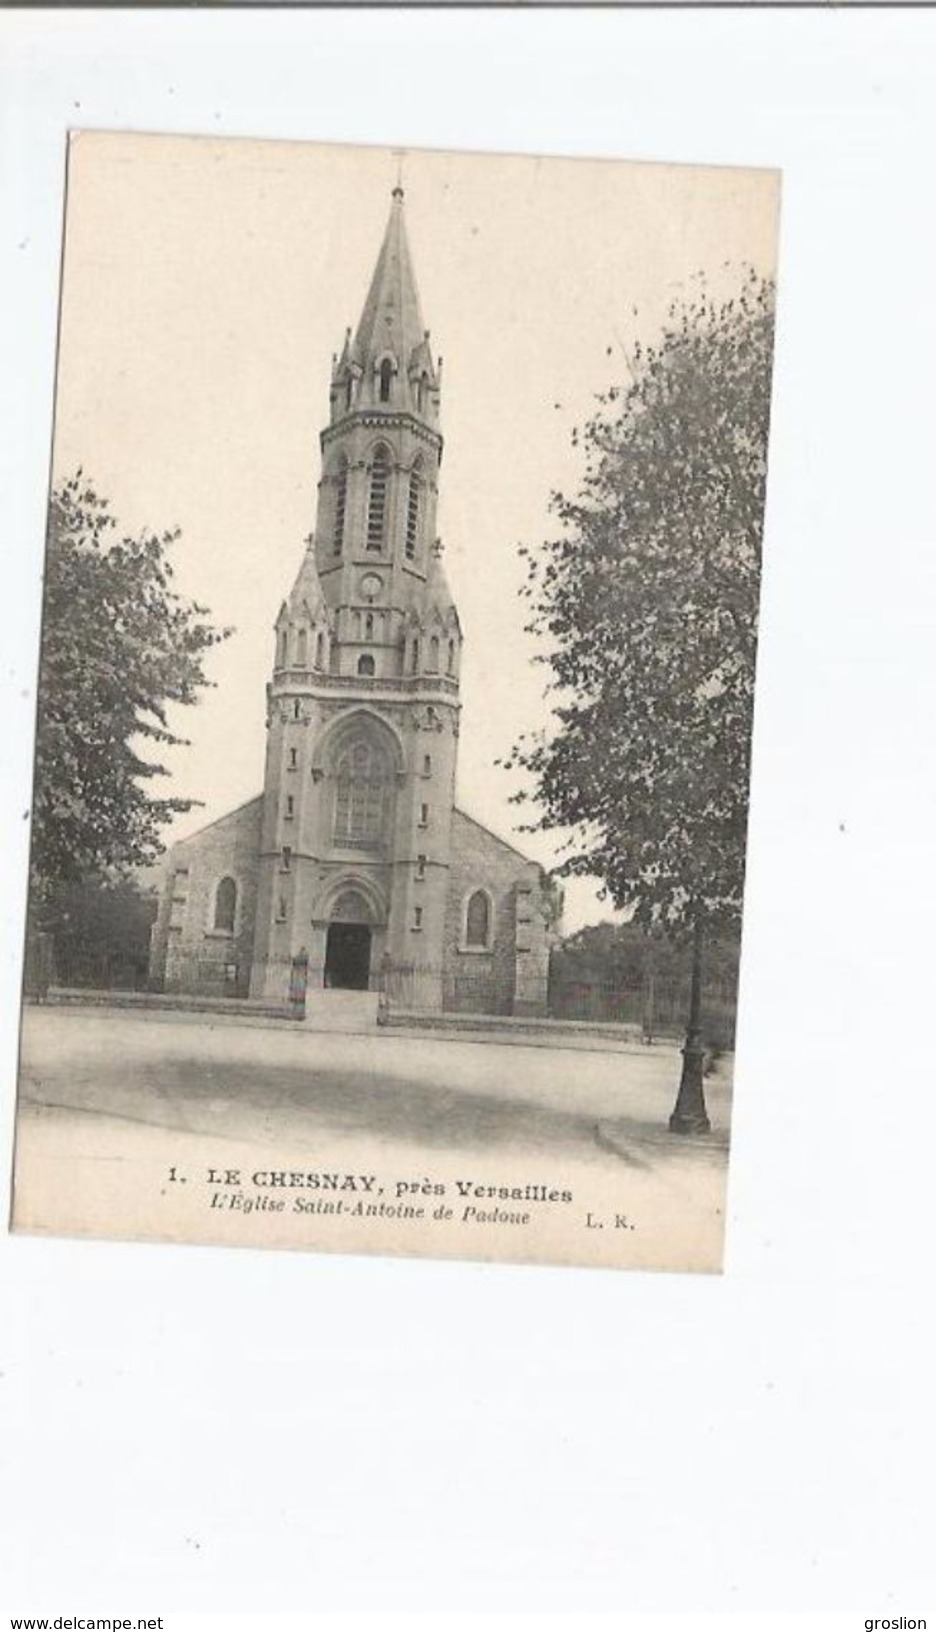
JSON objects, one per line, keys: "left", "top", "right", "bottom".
{"left": 214, "top": 876, "right": 237, "bottom": 934}
{"left": 465, "top": 889, "right": 491, "bottom": 950}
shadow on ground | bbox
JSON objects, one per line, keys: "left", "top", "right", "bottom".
{"left": 22, "top": 1045, "right": 730, "bottom": 1168}
{"left": 23, "top": 1055, "right": 600, "bottom": 1157}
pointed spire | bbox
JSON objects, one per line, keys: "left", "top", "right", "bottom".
{"left": 285, "top": 539, "right": 330, "bottom": 622}
{"left": 424, "top": 538, "right": 460, "bottom": 630}
{"left": 347, "top": 188, "right": 438, "bottom": 413}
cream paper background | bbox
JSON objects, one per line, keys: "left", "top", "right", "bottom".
{"left": 45, "top": 130, "right": 779, "bottom": 933}
{"left": 10, "top": 131, "right": 776, "bottom": 1273}
{"left": 2, "top": 7, "right": 934, "bottom": 1619}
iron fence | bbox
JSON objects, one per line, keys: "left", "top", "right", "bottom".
{"left": 547, "top": 969, "right": 737, "bottom": 1046}
{"left": 26, "top": 932, "right": 737, "bottom": 1045}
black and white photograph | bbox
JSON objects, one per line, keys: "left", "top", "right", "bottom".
{"left": 11, "top": 133, "right": 779, "bottom": 1271}
{"left": 4, "top": 6, "right": 936, "bottom": 1626}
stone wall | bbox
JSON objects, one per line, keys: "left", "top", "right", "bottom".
{"left": 441, "top": 809, "right": 549, "bottom": 1016}
{"left": 149, "top": 797, "right": 263, "bottom": 996}
{"left": 149, "top": 797, "right": 550, "bottom": 1017}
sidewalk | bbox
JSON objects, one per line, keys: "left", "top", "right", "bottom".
{"left": 33, "top": 990, "right": 674, "bottom": 1058}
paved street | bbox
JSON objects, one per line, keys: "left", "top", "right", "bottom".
{"left": 13, "top": 1005, "right": 732, "bottom": 1272}
{"left": 17, "top": 1003, "right": 730, "bottom": 1155}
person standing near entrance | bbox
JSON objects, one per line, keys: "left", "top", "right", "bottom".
{"left": 289, "top": 947, "right": 309, "bottom": 1016}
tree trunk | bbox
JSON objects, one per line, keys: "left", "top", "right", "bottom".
{"left": 642, "top": 945, "right": 656, "bottom": 1044}
{"left": 668, "top": 911, "right": 711, "bottom": 1134}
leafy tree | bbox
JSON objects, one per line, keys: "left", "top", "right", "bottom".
{"left": 41, "top": 876, "right": 159, "bottom": 990}
{"left": 554, "top": 922, "right": 741, "bottom": 990}
{"left": 549, "top": 921, "right": 741, "bottom": 1046}
{"left": 506, "top": 272, "right": 775, "bottom": 1131}
{"left": 29, "top": 473, "right": 231, "bottom": 904}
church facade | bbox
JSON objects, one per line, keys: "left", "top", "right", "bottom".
{"left": 148, "top": 187, "right": 552, "bottom": 1016}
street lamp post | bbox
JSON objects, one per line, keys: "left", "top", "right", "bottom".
{"left": 669, "top": 911, "right": 711, "bottom": 1135}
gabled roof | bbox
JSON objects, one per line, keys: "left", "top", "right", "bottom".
{"left": 165, "top": 793, "right": 265, "bottom": 857}
{"left": 453, "top": 806, "right": 541, "bottom": 869}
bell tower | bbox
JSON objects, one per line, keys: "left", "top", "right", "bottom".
{"left": 314, "top": 182, "right": 446, "bottom": 672}
{"left": 249, "top": 186, "right": 462, "bottom": 1009}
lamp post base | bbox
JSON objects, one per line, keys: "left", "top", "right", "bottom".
{"left": 668, "top": 1038, "right": 711, "bottom": 1135}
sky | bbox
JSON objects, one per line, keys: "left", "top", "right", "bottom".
{"left": 51, "top": 133, "right": 779, "bottom": 932}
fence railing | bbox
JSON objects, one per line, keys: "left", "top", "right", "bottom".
{"left": 25, "top": 931, "right": 737, "bottom": 1045}
{"left": 547, "top": 971, "right": 737, "bottom": 1046}
{"left": 26, "top": 938, "right": 151, "bottom": 996}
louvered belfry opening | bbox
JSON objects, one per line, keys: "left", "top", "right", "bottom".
{"left": 366, "top": 446, "right": 391, "bottom": 551}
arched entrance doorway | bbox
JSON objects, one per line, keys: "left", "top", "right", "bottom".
{"left": 324, "top": 888, "right": 374, "bottom": 990}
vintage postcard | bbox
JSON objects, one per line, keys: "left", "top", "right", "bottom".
{"left": 10, "top": 133, "right": 779, "bottom": 1272}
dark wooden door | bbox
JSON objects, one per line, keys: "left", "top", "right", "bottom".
{"left": 324, "top": 923, "right": 372, "bottom": 989}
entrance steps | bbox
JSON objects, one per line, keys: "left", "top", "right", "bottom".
{"left": 302, "top": 988, "right": 380, "bottom": 1033}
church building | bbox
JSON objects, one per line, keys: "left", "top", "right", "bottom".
{"left": 149, "top": 186, "right": 552, "bottom": 1016}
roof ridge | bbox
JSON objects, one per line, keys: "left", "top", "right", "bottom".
{"left": 168, "top": 793, "right": 264, "bottom": 851}
{"left": 453, "top": 805, "right": 539, "bottom": 866}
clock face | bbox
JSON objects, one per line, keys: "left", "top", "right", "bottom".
{"left": 359, "top": 572, "right": 383, "bottom": 602}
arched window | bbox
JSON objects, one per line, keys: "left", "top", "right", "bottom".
{"left": 417, "top": 374, "right": 428, "bottom": 414}
{"left": 214, "top": 877, "right": 237, "bottom": 934}
{"left": 405, "top": 466, "right": 422, "bottom": 559}
{"left": 334, "top": 739, "right": 391, "bottom": 848}
{"left": 367, "top": 446, "right": 390, "bottom": 551}
{"left": 296, "top": 628, "right": 308, "bottom": 667}
{"left": 357, "top": 654, "right": 375, "bottom": 677}
{"left": 379, "top": 358, "right": 393, "bottom": 403}
{"left": 365, "top": 612, "right": 374, "bottom": 640}
{"left": 412, "top": 638, "right": 420, "bottom": 673}
{"left": 447, "top": 640, "right": 455, "bottom": 675}
{"left": 315, "top": 631, "right": 325, "bottom": 669}
{"left": 465, "top": 889, "right": 491, "bottom": 949}
{"left": 333, "top": 458, "right": 348, "bottom": 556}
{"left": 277, "top": 628, "right": 287, "bottom": 668}
{"left": 428, "top": 635, "right": 440, "bottom": 672}
{"left": 345, "top": 377, "right": 354, "bottom": 412}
